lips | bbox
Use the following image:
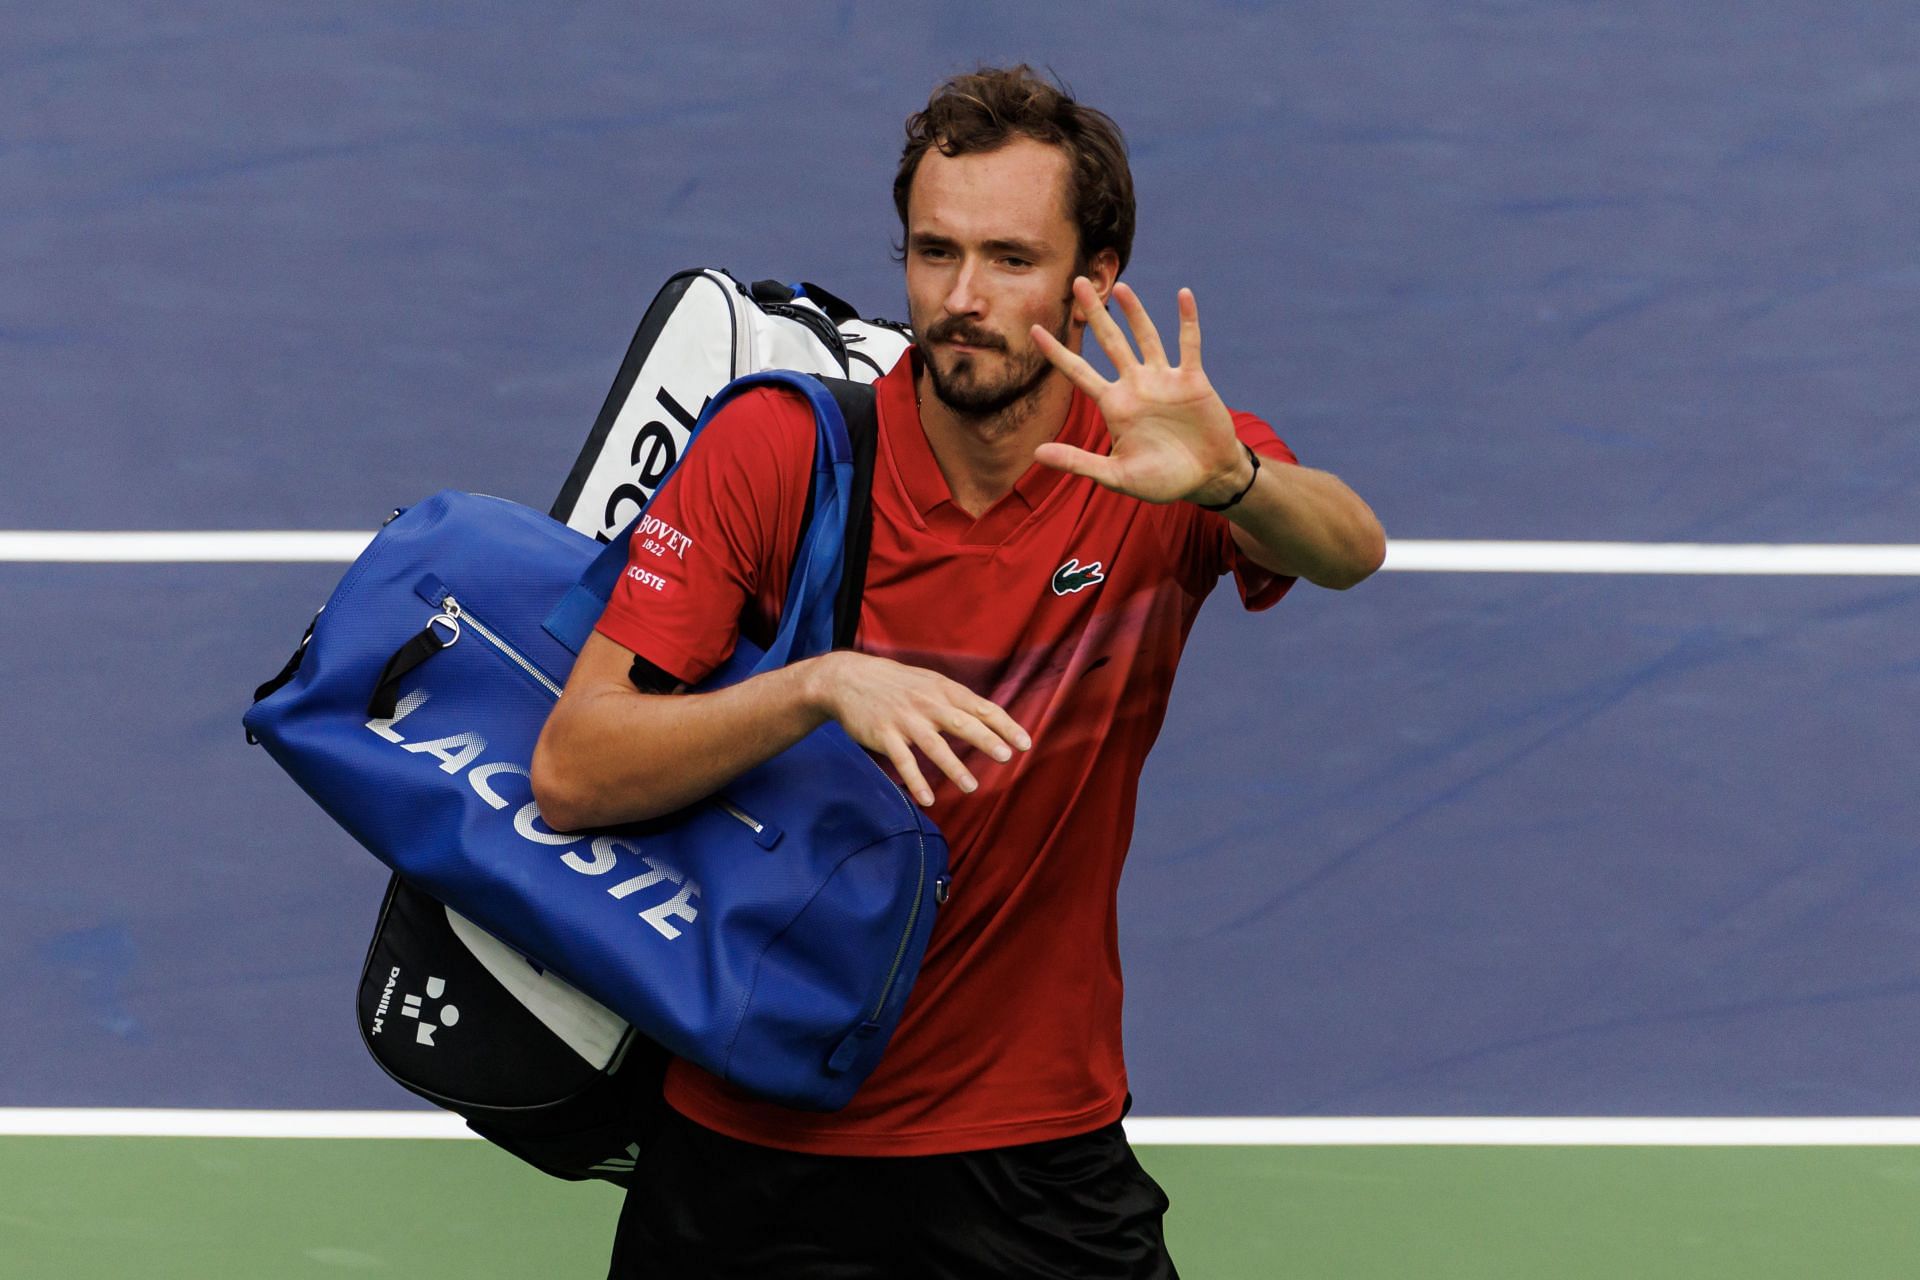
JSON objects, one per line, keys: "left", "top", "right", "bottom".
{"left": 929, "top": 327, "right": 1003, "bottom": 352}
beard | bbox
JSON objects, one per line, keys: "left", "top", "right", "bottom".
{"left": 915, "top": 303, "right": 1073, "bottom": 425}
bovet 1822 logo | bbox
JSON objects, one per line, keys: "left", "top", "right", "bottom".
{"left": 1051, "top": 558, "right": 1106, "bottom": 596}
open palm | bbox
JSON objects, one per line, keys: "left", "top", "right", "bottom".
{"left": 1031, "top": 279, "right": 1247, "bottom": 506}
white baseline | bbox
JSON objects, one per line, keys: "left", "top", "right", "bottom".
{"left": 4, "top": 1110, "right": 1920, "bottom": 1145}
{"left": 4, "top": 532, "right": 1920, "bottom": 574}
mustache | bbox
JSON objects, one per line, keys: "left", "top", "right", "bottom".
{"left": 924, "top": 320, "right": 1005, "bottom": 351}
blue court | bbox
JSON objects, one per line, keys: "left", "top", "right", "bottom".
{"left": 5, "top": 1, "right": 1918, "bottom": 1124}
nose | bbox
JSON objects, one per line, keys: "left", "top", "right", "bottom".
{"left": 943, "top": 255, "right": 986, "bottom": 319}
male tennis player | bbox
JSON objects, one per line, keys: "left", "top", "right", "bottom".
{"left": 533, "top": 63, "right": 1384, "bottom": 1279}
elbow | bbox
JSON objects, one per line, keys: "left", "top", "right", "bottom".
{"left": 529, "top": 721, "right": 594, "bottom": 835}
{"left": 1314, "top": 522, "right": 1387, "bottom": 591}
{"left": 530, "top": 703, "right": 679, "bottom": 832}
{"left": 1349, "top": 522, "right": 1389, "bottom": 587}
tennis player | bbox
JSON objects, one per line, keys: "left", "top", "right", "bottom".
{"left": 533, "top": 63, "right": 1384, "bottom": 1279}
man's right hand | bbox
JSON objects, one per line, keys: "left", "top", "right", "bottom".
{"left": 800, "top": 651, "right": 1031, "bottom": 807}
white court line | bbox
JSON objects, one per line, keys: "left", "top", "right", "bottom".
{"left": 1382, "top": 541, "right": 1920, "bottom": 575}
{"left": 0, "top": 532, "right": 376, "bottom": 562}
{"left": 6, "top": 1110, "right": 1920, "bottom": 1145}
{"left": 0, "top": 1109, "right": 472, "bottom": 1139}
{"left": 3, "top": 532, "right": 1920, "bottom": 573}
{"left": 1125, "top": 1117, "right": 1920, "bottom": 1146}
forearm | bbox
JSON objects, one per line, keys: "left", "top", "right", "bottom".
{"left": 1214, "top": 456, "right": 1385, "bottom": 590}
{"left": 531, "top": 658, "right": 828, "bottom": 832}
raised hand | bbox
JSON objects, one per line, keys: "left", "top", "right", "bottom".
{"left": 1030, "top": 279, "right": 1253, "bottom": 507}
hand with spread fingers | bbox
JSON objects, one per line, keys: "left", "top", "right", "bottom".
{"left": 1031, "top": 278, "right": 1255, "bottom": 508}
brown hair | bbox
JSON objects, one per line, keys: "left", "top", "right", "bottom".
{"left": 893, "top": 65, "right": 1136, "bottom": 274}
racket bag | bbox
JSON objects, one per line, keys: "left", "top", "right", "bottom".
{"left": 356, "top": 874, "right": 668, "bottom": 1185}
{"left": 550, "top": 267, "right": 911, "bottom": 544}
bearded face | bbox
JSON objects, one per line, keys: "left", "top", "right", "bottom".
{"left": 901, "top": 138, "right": 1100, "bottom": 432}
{"left": 914, "top": 297, "right": 1073, "bottom": 423}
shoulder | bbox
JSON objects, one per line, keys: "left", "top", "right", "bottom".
{"left": 691, "top": 385, "right": 820, "bottom": 459}
{"left": 668, "top": 385, "right": 819, "bottom": 499}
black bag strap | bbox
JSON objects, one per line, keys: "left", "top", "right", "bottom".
{"left": 818, "top": 377, "right": 878, "bottom": 651}
{"left": 245, "top": 612, "right": 319, "bottom": 741}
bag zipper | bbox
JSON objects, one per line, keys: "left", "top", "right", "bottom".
{"left": 436, "top": 593, "right": 564, "bottom": 700}
{"left": 715, "top": 799, "right": 764, "bottom": 834}
{"left": 868, "top": 777, "right": 928, "bottom": 1020}
{"left": 730, "top": 272, "right": 852, "bottom": 373}
{"left": 761, "top": 302, "right": 851, "bottom": 372}
{"left": 825, "top": 776, "right": 933, "bottom": 1075}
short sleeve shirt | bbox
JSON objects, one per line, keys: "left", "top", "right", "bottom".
{"left": 596, "top": 351, "right": 1297, "bottom": 1155}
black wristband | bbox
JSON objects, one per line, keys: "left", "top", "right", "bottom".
{"left": 1196, "top": 443, "right": 1260, "bottom": 512}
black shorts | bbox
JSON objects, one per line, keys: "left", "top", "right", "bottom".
{"left": 607, "top": 1105, "right": 1179, "bottom": 1279}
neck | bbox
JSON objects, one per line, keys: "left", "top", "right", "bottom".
{"left": 915, "top": 366, "right": 1075, "bottom": 519}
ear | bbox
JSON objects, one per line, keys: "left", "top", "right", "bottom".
{"left": 1070, "top": 248, "right": 1123, "bottom": 323}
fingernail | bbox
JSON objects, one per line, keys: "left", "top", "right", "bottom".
{"left": 992, "top": 747, "right": 1011, "bottom": 762}
{"left": 919, "top": 790, "right": 934, "bottom": 807}
{"left": 1016, "top": 733, "right": 1033, "bottom": 751}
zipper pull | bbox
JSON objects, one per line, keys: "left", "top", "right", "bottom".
{"left": 365, "top": 608, "right": 460, "bottom": 720}
{"left": 826, "top": 1020, "right": 881, "bottom": 1076}
{"left": 716, "top": 798, "right": 783, "bottom": 850}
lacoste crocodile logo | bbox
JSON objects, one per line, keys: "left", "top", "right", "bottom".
{"left": 1051, "top": 558, "right": 1106, "bottom": 596}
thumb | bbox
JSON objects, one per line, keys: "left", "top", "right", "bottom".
{"left": 1034, "top": 442, "right": 1122, "bottom": 488}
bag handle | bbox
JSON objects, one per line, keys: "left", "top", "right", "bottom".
{"left": 542, "top": 371, "right": 854, "bottom": 675}
{"left": 793, "top": 281, "right": 862, "bottom": 326}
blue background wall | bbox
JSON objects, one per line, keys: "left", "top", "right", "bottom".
{"left": 5, "top": 1, "right": 1917, "bottom": 1113}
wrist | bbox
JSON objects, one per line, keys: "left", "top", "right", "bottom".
{"left": 792, "top": 652, "right": 842, "bottom": 725}
{"left": 1193, "top": 443, "right": 1260, "bottom": 512}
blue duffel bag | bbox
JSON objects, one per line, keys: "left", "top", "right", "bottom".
{"left": 243, "top": 371, "right": 948, "bottom": 1110}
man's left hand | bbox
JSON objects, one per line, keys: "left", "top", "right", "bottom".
{"left": 1030, "top": 278, "right": 1252, "bottom": 507}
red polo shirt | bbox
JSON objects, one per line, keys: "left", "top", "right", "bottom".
{"left": 596, "top": 352, "right": 1296, "bottom": 1155}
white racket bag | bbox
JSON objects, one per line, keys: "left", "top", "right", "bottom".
{"left": 550, "top": 267, "right": 912, "bottom": 541}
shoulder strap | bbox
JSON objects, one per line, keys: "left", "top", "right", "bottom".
{"left": 621, "top": 375, "right": 876, "bottom": 695}
{"left": 544, "top": 371, "right": 862, "bottom": 670}
{"left": 817, "top": 377, "right": 878, "bottom": 651}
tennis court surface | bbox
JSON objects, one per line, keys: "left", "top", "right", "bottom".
{"left": 6, "top": 3, "right": 1918, "bottom": 1275}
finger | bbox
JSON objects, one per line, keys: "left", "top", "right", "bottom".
{"left": 880, "top": 732, "right": 936, "bottom": 807}
{"left": 971, "top": 700, "right": 1032, "bottom": 753}
{"left": 936, "top": 706, "right": 1017, "bottom": 763}
{"left": 1075, "top": 277, "right": 1139, "bottom": 371}
{"left": 1033, "top": 441, "right": 1125, "bottom": 490}
{"left": 1177, "top": 287, "right": 1202, "bottom": 370}
{"left": 911, "top": 726, "right": 978, "bottom": 795}
{"left": 1030, "top": 322, "right": 1112, "bottom": 399}
{"left": 936, "top": 687, "right": 1029, "bottom": 756}
{"left": 1111, "top": 282, "right": 1168, "bottom": 366}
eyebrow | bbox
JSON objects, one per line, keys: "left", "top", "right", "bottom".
{"left": 909, "top": 231, "right": 1052, "bottom": 259}
{"left": 982, "top": 237, "right": 1047, "bottom": 258}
